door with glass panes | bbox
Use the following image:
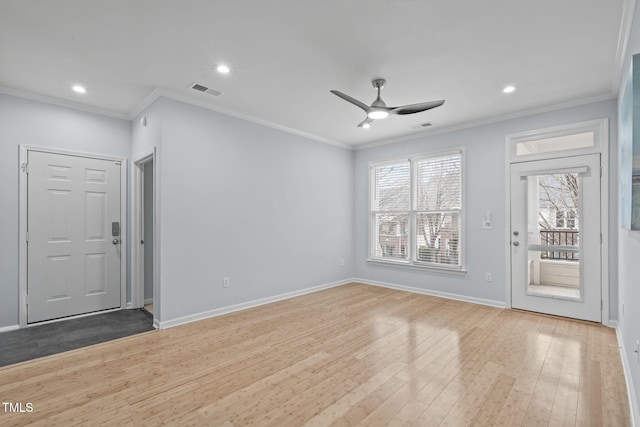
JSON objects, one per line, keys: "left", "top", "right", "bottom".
{"left": 510, "top": 154, "right": 601, "bottom": 322}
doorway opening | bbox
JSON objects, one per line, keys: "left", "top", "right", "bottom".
{"left": 142, "top": 160, "right": 154, "bottom": 314}
{"left": 133, "top": 149, "right": 157, "bottom": 326}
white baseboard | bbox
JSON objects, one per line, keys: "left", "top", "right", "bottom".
{"left": 158, "top": 278, "right": 354, "bottom": 329}
{"left": 355, "top": 278, "right": 506, "bottom": 309}
{"left": 158, "top": 277, "right": 505, "bottom": 329}
{"left": 0, "top": 324, "right": 20, "bottom": 334}
{"left": 144, "top": 298, "right": 153, "bottom": 305}
{"left": 614, "top": 321, "right": 640, "bottom": 427}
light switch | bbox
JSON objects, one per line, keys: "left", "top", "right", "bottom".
{"left": 482, "top": 211, "right": 492, "bottom": 229}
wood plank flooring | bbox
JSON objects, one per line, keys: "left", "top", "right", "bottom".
{"left": 0, "top": 283, "right": 630, "bottom": 426}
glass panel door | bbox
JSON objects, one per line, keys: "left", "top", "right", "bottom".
{"left": 510, "top": 154, "right": 601, "bottom": 322}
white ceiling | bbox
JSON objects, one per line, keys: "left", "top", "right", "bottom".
{"left": 0, "top": 0, "right": 630, "bottom": 148}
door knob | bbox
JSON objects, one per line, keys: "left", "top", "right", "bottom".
{"left": 513, "top": 241, "right": 520, "bottom": 246}
{"left": 112, "top": 239, "right": 120, "bottom": 245}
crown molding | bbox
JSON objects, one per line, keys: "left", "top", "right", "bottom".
{"left": 128, "top": 87, "right": 163, "bottom": 120}
{"left": 141, "top": 88, "right": 352, "bottom": 150}
{"left": 353, "top": 93, "right": 616, "bottom": 151}
{"left": 0, "top": 85, "right": 130, "bottom": 120}
{"left": 612, "top": 0, "right": 637, "bottom": 94}
{"left": 0, "top": 83, "right": 351, "bottom": 149}
{"left": 0, "top": 82, "right": 619, "bottom": 154}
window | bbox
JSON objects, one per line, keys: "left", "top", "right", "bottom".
{"left": 369, "top": 150, "right": 463, "bottom": 270}
{"left": 555, "top": 211, "right": 565, "bottom": 228}
{"left": 515, "top": 132, "right": 595, "bottom": 156}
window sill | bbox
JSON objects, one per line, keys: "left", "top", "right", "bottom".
{"left": 367, "top": 259, "right": 468, "bottom": 275}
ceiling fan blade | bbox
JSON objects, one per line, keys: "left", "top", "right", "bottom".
{"left": 330, "top": 90, "right": 370, "bottom": 113}
{"left": 357, "top": 117, "right": 374, "bottom": 128}
{"left": 391, "top": 100, "right": 445, "bottom": 115}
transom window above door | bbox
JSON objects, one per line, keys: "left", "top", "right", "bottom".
{"left": 507, "top": 118, "right": 606, "bottom": 162}
{"left": 368, "top": 149, "right": 464, "bottom": 271}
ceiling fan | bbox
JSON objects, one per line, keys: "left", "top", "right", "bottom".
{"left": 330, "top": 79, "right": 445, "bottom": 128}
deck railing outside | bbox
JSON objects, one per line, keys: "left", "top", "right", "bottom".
{"left": 539, "top": 229, "right": 579, "bottom": 261}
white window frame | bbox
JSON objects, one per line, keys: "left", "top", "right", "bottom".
{"left": 367, "top": 148, "right": 465, "bottom": 273}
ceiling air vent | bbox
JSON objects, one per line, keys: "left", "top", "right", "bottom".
{"left": 190, "top": 82, "right": 222, "bottom": 96}
{"left": 410, "top": 122, "right": 433, "bottom": 129}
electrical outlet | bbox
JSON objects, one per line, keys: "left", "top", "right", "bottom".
{"left": 223, "top": 277, "right": 230, "bottom": 288}
{"left": 485, "top": 273, "right": 492, "bottom": 282}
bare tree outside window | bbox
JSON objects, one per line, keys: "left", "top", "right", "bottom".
{"left": 373, "top": 163, "right": 410, "bottom": 260}
{"left": 416, "top": 155, "right": 461, "bottom": 265}
{"left": 370, "top": 151, "right": 463, "bottom": 269}
{"left": 538, "top": 173, "right": 580, "bottom": 260}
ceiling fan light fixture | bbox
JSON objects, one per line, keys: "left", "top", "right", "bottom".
{"left": 215, "top": 64, "right": 230, "bottom": 74}
{"left": 362, "top": 123, "right": 371, "bottom": 129}
{"left": 330, "top": 79, "right": 445, "bottom": 127}
{"left": 368, "top": 109, "right": 389, "bottom": 120}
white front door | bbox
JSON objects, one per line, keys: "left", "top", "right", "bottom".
{"left": 27, "top": 151, "right": 122, "bottom": 323}
{"left": 510, "top": 154, "right": 601, "bottom": 322}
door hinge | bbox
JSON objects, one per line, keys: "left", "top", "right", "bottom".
{"left": 21, "top": 162, "right": 29, "bottom": 174}
{"left": 600, "top": 166, "right": 602, "bottom": 178}
{"left": 25, "top": 231, "right": 29, "bottom": 242}
{"left": 600, "top": 233, "right": 603, "bottom": 244}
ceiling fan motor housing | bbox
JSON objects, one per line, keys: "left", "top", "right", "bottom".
{"left": 372, "top": 79, "right": 386, "bottom": 89}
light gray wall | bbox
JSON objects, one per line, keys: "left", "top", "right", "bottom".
{"left": 617, "top": 1, "right": 640, "bottom": 417}
{"left": 0, "top": 93, "right": 131, "bottom": 327}
{"left": 152, "top": 98, "right": 355, "bottom": 322}
{"left": 355, "top": 100, "right": 617, "bottom": 309}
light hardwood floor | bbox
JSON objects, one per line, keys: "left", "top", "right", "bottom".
{"left": 0, "top": 283, "right": 630, "bottom": 426}
{"left": 144, "top": 304, "right": 154, "bottom": 315}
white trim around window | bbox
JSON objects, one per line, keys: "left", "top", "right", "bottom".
{"left": 368, "top": 148, "right": 465, "bottom": 272}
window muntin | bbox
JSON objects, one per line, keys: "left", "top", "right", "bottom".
{"left": 369, "top": 151, "right": 463, "bottom": 270}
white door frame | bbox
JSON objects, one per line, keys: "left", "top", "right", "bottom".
{"left": 132, "top": 148, "right": 158, "bottom": 326}
{"left": 18, "top": 145, "right": 128, "bottom": 327}
{"left": 504, "top": 118, "right": 610, "bottom": 325}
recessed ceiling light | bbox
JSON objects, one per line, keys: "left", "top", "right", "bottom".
{"left": 503, "top": 85, "right": 516, "bottom": 94}
{"left": 72, "top": 85, "right": 87, "bottom": 94}
{"left": 215, "top": 64, "right": 230, "bottom": 74}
